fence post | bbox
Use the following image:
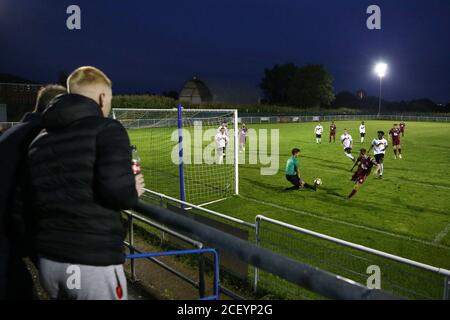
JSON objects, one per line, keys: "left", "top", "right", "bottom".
{"left": 128, "top": 213, "right": 136, "bottom": 281}
{"left": 254, "top": 216, "right": 261, "bottom": 293}
{"left": 160, "top": 195, "right": 166, "bottom": 244}
{"left": 444, "top": 276, "right": 450, "bottom": 300}
{"left": 197, "top": 243, "right": 206, "bottom": 299}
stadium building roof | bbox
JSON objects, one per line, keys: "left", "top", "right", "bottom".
{"left": 179, "top": 76, "right": 213, "bottom": 104}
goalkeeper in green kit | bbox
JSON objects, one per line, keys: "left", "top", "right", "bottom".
{"left": 285, "top": 148, "right": 316, "bottom": 191}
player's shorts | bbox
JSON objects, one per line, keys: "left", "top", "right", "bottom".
{"left": 286, "top": 175, "right": 305, "bottom": 188}
{"left": 375, "top": 153, "right": 385, "bottom": 163}
{"left": 392, "top": 138, "right": 400, "bottom": 146}
{"left": 400, "top": 127, "right": 405, "bottom": 133}
{"left": 360, "top": 133, "right": 365, "bottom": 137}
{"left": 344, "top": 147, "right": 352, "bottom": 154}
{"left": 351, "top": 169, "right": 370, "bottom": 184}
{"left": 316, "top": 134, "right": 322, "bottom": 138}
{"left": 330, "top": 132, "right": 336, "bottom": 136}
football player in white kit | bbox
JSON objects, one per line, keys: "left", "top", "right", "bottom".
{"left": 314, "top": 123, "right": 324, "bottom": 144}
{"left": 215, "top": 127, "right": 229, "bottom": 164}
{"left": 368, "top": 131, "right": 388, "bottom": 179}
{"left": 340, "top": 129, "right": 355, "bottom": 161}
{"left": 359, "top": 121, "right": 366, "bottom": 143}
{"left": 217, "top": 121, "right": 229, "bottom": 156}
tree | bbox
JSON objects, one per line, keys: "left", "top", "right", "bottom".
{"left": 332, "top": 91, "right": 360, "bottom": 109}
{"left": 287, "top": 64, "right": 334, "bottom": 108}
{"left": 259, "top": 63, "right": 298, "bottom": 104}
{"left": 162, "top": 90, "right": 179, "bottom": 100}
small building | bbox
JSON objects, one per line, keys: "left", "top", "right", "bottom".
{"left": 179, "top": 76, "right": 260, "bottom": 105}
{"left": 179, "top": 76, "right": 213, "bottom": 104}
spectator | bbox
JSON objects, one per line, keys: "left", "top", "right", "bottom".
{"left": 0, "top": 84, "right": 67, "bottom": 299}
{"left": 27, "top": 66, "right": 145, "bottom": 300}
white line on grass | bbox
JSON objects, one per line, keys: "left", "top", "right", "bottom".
{"left": 407, "top": 181, "right": 450, "bottom": 191}
{"left": 241, "top": 195, "right": 450, "bottom": 251}
{"left": 434, "top": 223, "right": 450, "bottom": 244}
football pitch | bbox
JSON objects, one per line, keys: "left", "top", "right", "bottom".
{"left": 128, "top": 120, "right": 450, "bottom": 298}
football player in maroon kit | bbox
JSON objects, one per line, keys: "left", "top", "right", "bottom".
{"left": 399, "top": 121, "right": 406, "bottom": 137}
{"left": 329, "top": 121, "right": 337, "bottom": 143}
{"left": 347, "top": 148, "right": 380, "bottom": 199}
{"left": 389, "top": 123, "right": 403, "bottom": 159}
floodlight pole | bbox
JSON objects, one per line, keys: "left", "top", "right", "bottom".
{"left": 377, "top": 76, "right": 382, "bottom": 118}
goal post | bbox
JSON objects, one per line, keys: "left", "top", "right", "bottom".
{"left": 112, "top": 106, "right": 239, "bottom": 205}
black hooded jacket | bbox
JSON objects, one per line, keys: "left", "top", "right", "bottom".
{"left": 28, "top": 94, "right": 138, "bottom": 266}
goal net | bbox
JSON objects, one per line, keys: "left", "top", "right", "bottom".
{"left": 112, "top": 107, "right": 239, "bottom": 205}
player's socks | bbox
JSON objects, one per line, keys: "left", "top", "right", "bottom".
{"left": 345, "top": 153, "right": 355, "bottom": 161}
{"left": 380, "top": 164, "right": 384, "bottom": 176}
{"left": 398, "top": 149, "right": 402, "bottom": 159}
{"left": 348, "top": 189, "right": 357, "bottom": 199}
{"left": 394, "top": 150, "right": 397, "bottom": 159}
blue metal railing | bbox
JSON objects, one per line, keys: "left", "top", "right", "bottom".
{"left": 127, "top": 248, "right": 220, "bottom": 300}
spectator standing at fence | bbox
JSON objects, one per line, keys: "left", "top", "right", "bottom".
{"left": 329, "top": 121, "right": 337, "bottom": 143}
{"left": 0, "top": 84, "right": 66, "bottom": 299}
{"left": 27, "top": 66, "right": 145, "bottom": 300}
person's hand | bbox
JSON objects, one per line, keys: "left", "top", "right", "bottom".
{"left": 135, "top": 174, "right": 145, "bottom": 197}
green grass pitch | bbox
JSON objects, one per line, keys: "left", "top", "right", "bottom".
{"left": 128, "top": 120, "right": 450, "bottom": 299}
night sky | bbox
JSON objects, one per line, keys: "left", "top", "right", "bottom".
{"left": 1, "top": 0, "right": 449, "bottom": 103}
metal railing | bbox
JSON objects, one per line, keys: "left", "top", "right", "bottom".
{"left": 237, "top": 114, "right": 450, "bottom": 124}
{"left": 127, "top": 248, "right": 220, "bottom": 300}
{"left": 122, "top": 210, "right": 208, "bottom": 298}
{"left": 133, "top": 199, "right": 399, "bottom": 300}
{"left": 135, "top": 189, "right": 450, "bottom": 300}
{"left": 255, "top": 215, "right": 450, "bottom": 300}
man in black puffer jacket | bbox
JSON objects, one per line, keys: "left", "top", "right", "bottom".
{"left": 27, "top": 66, "right": 145, "bottom": 300}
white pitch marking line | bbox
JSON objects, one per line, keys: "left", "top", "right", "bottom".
{"left": 241, "top": 196, "right": 450, "bottom": 251}
{"left": 404, "top": 180, "right": 450, "bottom": 190}
{"left": 434, "top": 223, "right": 450, "bottom": 244}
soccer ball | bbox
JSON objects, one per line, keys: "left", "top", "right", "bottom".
{"left": 314, "top": 178, "right": 322, "bottom": 186}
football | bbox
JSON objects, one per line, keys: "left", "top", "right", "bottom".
{"left": 314, "top": 178, "right": 322, "bottom": 186}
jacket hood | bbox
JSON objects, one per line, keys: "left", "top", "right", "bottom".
{"left": 43, "top": 94, "right": 103, "bottom": 130}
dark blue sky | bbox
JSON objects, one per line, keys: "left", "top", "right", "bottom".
{"left": 1, "top": 0, "right": 449, "bottom": 103}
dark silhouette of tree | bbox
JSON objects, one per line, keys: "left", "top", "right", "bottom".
{"left": 332, "top": 91, "right": 359, "bottom": 109}
{"left": 259, "top": 63, "right": 298, "bottom": 104}
{"left": 287, "top": 64, "right": 334, "bottom": 108}
{"left": 162, "top": 90, "right": 179, "bottom": 100}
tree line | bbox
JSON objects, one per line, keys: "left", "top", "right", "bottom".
{"left": 259, "top": 63, "right": 449, "bottom": 113}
